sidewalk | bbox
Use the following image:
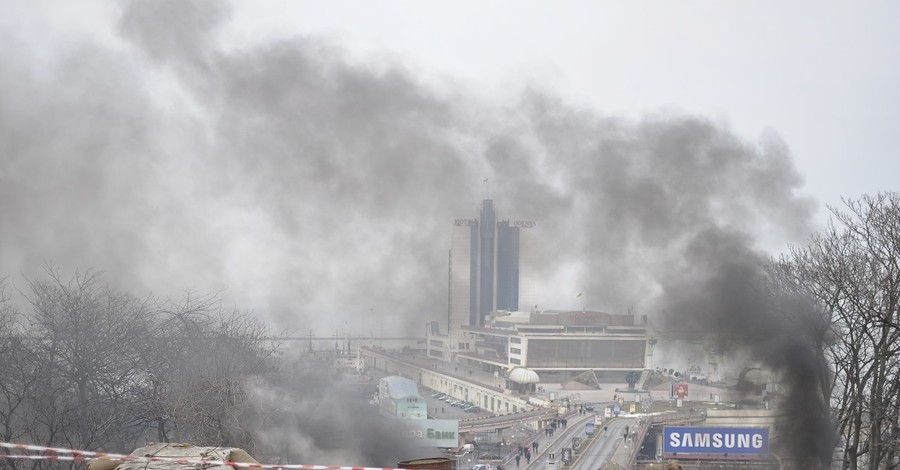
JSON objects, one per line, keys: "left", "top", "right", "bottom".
{"left": 497, "top": 410, "right": 594, "bottom": 469}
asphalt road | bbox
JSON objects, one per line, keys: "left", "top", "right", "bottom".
{"left": 570, "top": 417, "right": 634, "bottom": 469}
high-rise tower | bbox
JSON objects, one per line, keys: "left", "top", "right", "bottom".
{"left": 448, "top": 200, "right": 535, "bottom": 338}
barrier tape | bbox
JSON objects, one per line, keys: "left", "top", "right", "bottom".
{"left": 1, "top": 455, "right": 95, "bottom": 462}
{"left": 0, "top": 442, "right": 404, "bottom": 470}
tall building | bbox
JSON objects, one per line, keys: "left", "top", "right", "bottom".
{"left": 448, "top": 200, "right": 536, "bottom": 339}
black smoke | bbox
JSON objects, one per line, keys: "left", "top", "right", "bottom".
{"left": 657, "top": 229, "right": 835, "bottom": 466}
{"left": 1, "top": 0, "right": 832, "bottom": 463}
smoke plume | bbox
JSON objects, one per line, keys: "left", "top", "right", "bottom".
{"left": 1, "top": 0, "right": 833, "bottom": 464}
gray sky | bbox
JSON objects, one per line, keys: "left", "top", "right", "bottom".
{"left": 1, "top": 0, "right": 897, "bottom": 337}
{"left": 222, "top": 0, "right": 899, "bottom": 215}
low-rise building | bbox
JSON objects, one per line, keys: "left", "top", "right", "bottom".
{"left": 427, "top": 309, "right": 649, "bottom": 378}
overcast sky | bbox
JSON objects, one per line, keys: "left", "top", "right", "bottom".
{"left": 232, "top": 0, "right": 900, "bottom": 213}
{"left": 2, "top": 0, "right": 897, "bottom": 336}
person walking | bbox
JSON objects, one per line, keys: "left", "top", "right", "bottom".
{"left": 515, "top": 454, "right": 520, "bottom": 467}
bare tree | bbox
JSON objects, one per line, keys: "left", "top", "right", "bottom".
{"left": 779, "top": 192, "right": 900, "bottom": 469}
{"left": 1, "top": 267, "right": 281, "bottom": 462}
{"left": 0, "top": 279, "right": 36, "bottom": 470}
{"left": 23, "top": 267, "right": 157, "bottom": 453}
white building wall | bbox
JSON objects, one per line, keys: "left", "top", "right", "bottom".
{"left": 517, "top": 225, "right": 539, "bottom": 313}
{"left": 449, "top": 221, "right": 475, "bottom": 345}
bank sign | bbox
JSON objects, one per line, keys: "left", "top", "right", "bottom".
{"left": 664, "top": 427, "right": 769, "bottom": 456}
{"left": 400, "top": 419, "right": 460, "bottom": 447}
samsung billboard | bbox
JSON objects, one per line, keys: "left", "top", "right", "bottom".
{"left": 664, "top": 426, "right": 769, "bottom": 456}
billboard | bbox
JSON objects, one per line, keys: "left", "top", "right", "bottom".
{"left": 399, "top": 419, "right": 460, "bottom": 448}
{"left": 672, "top": 383, "right": 689, "bottom": 398}
{"left": 664, "top": 427, "right": 769, "bottom": 456}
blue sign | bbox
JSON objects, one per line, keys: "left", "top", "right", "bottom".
{"left": 613, "top": 404, "right": 620, "bottom": 416}
{"left": 663, "top": 427, "right": 769, "bottom": 455}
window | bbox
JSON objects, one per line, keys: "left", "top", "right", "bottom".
{"left": 510, "top": 347, "right": 521, "bottom": 354}
{"left": 510, "top": 337, "right": 522, "bottom": 344}
{"left": 527, "top": 339, "right": 645, "bottom": 368}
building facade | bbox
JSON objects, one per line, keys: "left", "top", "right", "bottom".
{"left": 378, "top": 375, "right": 428, "bottom": 419}
{"left": 448, "top": 200, "right": 536, "bottom": 350}
{"left": 429, "top": 309, "right": 648, "bottom": 375}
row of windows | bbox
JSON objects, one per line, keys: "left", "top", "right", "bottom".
{"left": 527, "top": 339, "right": 645, "bottom": 368}
{"left": 510, "top": 347, "right": 522, "bottom": 354}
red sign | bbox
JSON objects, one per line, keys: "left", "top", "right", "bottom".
{"left": 673, "top": 383, "right": 689, "bottom": 398}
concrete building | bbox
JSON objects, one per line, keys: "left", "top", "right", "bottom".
{"left": 429, "top": 309, "right": 648, "bottom": 377}
{"left": 378, "top": 375, "right": 428, "bottom": 419}
{"left": 447, "top": 200, "right": 536, "bottom": 353}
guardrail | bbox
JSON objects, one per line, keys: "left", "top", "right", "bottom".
{"left": 459, "top": 408, "right": 559, "bottom": 432}
{"left": 623, "top": 410, "right": 706, "bottom": 467}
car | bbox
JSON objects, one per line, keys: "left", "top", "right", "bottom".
{"left": 471, "top": 465, "right": 493, "bottom": 470}
{"left": 433, "top": 393, "right": 446, "bottom": 399}
{"left": 584, "top": 403, "right": 595, "bottom": 412}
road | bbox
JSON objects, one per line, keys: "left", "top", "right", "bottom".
{"left": 570, "top": 416, "right": 636, "bottom": 470}
{"left": 521, "top": 413, "right": 594, "bottom": 469}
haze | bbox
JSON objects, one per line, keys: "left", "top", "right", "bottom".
{"left": 1, "top": 0, "right": 895, "bottom": 339}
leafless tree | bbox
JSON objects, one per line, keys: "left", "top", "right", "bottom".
{"left": 0, "top": 266, "right": 284, "bottom": 469}
{"left": 23, "top": 267, "right": 156, "bottom": 453}
{"left": 778, "top": 192, "right": 900, "bottom": 469}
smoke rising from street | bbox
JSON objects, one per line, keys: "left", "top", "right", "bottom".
{"left": 0, "top": 0, "right": 839, "bottom": 464}
{"left": 0, "top": 0, "right": 815, "bottom": 338}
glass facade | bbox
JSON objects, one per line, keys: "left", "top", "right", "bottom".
{"left": 476, "top": 200, "right": 496, "bottom": 324}
{"left": 495, "top": 220, "right": 520, "bottom": 311}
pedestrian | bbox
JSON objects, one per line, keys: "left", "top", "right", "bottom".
{"left": 518, "top": 445, "right": 523, "bottom": 456}
{"left": 515, "top": 455, "right": 520, "bottom": 467}
{"left": 534, "top": 442, "right": 539, "bottom": 453}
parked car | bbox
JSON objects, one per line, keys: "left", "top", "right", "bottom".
{"left": 471, "top": 464, "right": 493, "bottom": 470}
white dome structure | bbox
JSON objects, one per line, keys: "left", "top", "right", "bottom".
{"left": 508, "top": 367, "right": 540, "bottom": 384}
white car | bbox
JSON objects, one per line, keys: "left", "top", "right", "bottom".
{"left": 471, "top": 465, "right": 493, "bottom": 470}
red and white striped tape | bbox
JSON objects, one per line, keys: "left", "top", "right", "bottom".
{"left": 0, "top": 442, "right": 406, "bottom": 470}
